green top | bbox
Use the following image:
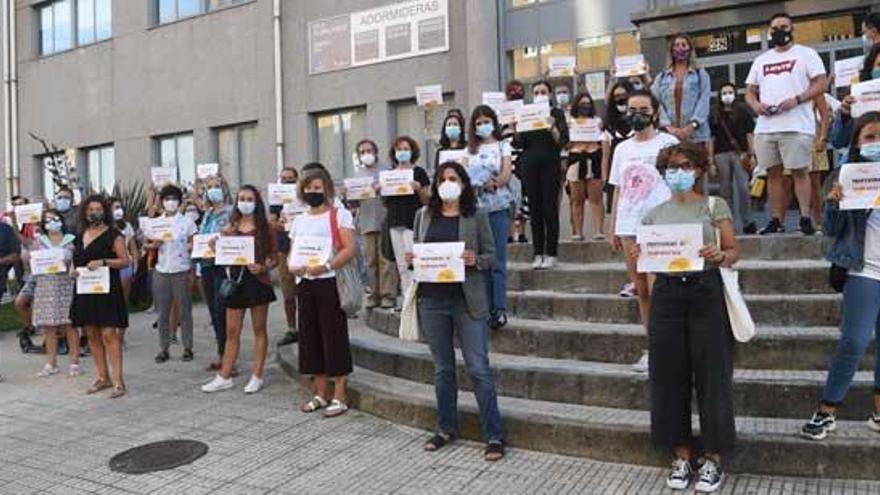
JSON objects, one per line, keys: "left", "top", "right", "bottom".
{"left": 642, "top": 196, "right": 732, "bottom": 268}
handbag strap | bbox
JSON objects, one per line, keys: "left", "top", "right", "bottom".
{"left": 718, "top": 112, "right": 743, "bottom": 155}
{"left": 225, "top": 266, "right": 244, "bottom": 283}
{"left": 328, "top": 207, "right": 343, "bottom": 253}
{"left": 708, "top": 196, "right": 722, "bottom": 250}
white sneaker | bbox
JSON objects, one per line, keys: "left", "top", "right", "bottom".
{"left": 68, "top": 364, "right": 82, "bottom": 377}
{"left": 694, "top": 459, "right": 724, "bottom": 493}
{"left": 631, "top": 351, "right": 649, "bottom": 373}
{"left": 541, "top": 256, "right": 557, "bottom": 269}
{"left": 666, "top": 458, "right": 693, "bottom": 490}
{"left": 201, "top": 374, "right": 234, "bottom": 393}
{"left": 531, "top": 256, "right": 544, "bottom": 270}
{"left": 244, "top": 375, "right": 264, "bottom": 394}
{"left": 37, "top": 364, "right": 59, "bottom": 378}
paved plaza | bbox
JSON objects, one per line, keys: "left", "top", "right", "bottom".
{"left": 0, "top": 304, "right": 878, "bottom": 494}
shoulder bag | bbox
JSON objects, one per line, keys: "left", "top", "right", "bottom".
{"left": 709, "top": 196, "right": 756, "bottom": 343}
{"left": 329, "top": 208, "right": 363, "bottom": 316}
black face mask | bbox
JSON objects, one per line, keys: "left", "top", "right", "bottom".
{"left": 769, "top": 28, "right": 793, "bottom": 48}
{"left": 577, "top": 105, "right": 594, "bottom": 118}
{"left": 629, "top": 113, "right": 654, "bottom": 132}
{"left": 88, "top": 213, "right": 104, "bottom": 225}
{"left": 508, "top": 92, "right": 524, "bottom": 101}
{"left": 302, "top": 192, "right": 325, "bottom": 207}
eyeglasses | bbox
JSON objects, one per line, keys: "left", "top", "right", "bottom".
{"left": 666, "top": 160, "right": 696, "bottom": 171}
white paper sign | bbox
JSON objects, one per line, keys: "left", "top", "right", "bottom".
{"left": 289, "top": 235, "right": 333, "bottom": 269}
{"left": 515, "top": 102, "right": 552, "bottom": 132}
{"left": 143, "top": 217, "right": 174, "bottom": 241}
{"left": 548, "top": 56, "right": 576, "bottom": 77}
{"left": 197, "top": 163, "right": 220, "bottom": 180}
{"left": 584, "top": 72, "right": 606, "bottom": 100}
{"left": 215, "top": 236, "right": 256, "bottom": 266}
{"left": 379, "top": 169, "right": 415, "bottom": 196}
{"left": 438, "top": 149, "right": 468, "bottom": 165}
{"left": 497, "top": 99, "right": 524, "bottom": 126}
{"left": 267, "top": 183, "right": 298, "bottom": 206}
{"left": 344, "top": 177, "right": 377, "bottom": 200}
{"left": 415, "top": 84, "right": 443, "bottom": 108}
{"left": 76, "top": 267, "right": 110, "bottom": 295}
{"left": 569, "top": 118, "right": 604, "bottom": 142}
{"left": 839, "top": 162, "right": 880, "bottom": 210}
{"left": 413, "top": 242, "right": 465, "bottom": 283}
{"left": 192, "top": 233, "right": 219, "bottom": 259}
{"left": 281, "top": 201, "right": 308, "bottom": 232}
{"left": 14, "top": 203, "right": 42, "bottom": 225}
{"left": 614, "top": 54, "right": 647, "bottom": 77}
{"left": 834, "top": 56, "right": 863, "bottom": 88}
{"left": 636, "top": 224, "right": 704, "bottom": 274}
{"left": 482, "top": 91, "right": 507, "bottom": 110}
{"left": 29, "top": 248, "right": 66, "bottom": 275}
{"left": 151, "top": 167, "right": 177, "bottom": 187}
{"left": 851, "top": 79, "right": 880, "bottom": 118}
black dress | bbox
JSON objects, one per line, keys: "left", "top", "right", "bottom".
{"left": 70, "top": 227, "right": 129, "bottom": 329}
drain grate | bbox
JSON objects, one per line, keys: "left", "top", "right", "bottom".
{"left": 109, "top": 439, "right": 208, "bottom": 475}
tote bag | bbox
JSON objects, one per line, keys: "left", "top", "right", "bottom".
{"left": 329, "top": 208, "right": 363, "bottom": 316}
{"left": 709, "top": 197, "right": 756, "bottom": 343}
{"left": 398, "top": 282, "right": 420, "bottom": 342}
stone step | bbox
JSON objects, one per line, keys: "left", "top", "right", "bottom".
{"left": 508, "top": 259, "right": 832, "bottom": 295}
{"left": 348, "top": 326, "right": 875, "bottom": 421}
{"left": 508, "top": 290, "right": 841, "bottom": 327}
{"left": 507, "top": 235, "right": 830, "bottom": 264}
{"left": 364, "top": 310, "right": 869, "bottom": 371}
{"left": 275, "top": 346, "right": 880, "bottom": 480}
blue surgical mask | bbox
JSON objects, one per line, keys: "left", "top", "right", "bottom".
{"left": 46, "top": 220, "right": 62, "bottom": 232}
{"left": 664, "top": 168, "right": 697, "bottom": 193}
{"left": 55, "top": 198, "right": 71, "bottom": 212}
{"left": 207, "top": 187, "right": 224, "bottom": 203}
{"left": 860, "top": 142, "right": 880, "bottom": 162}
{"left": 237, "top": 201, "right": 256, "bottom": 216}
{"left": 395, "top": 149, "right": 412, "bottom": 164}
{"left": 872, "top": 68, "right": 880, "bottom": 81}
{"left": 445, "top": 125, "right": 461, "bottom": 141}
{"left": 476, "top": 122, "right": 495, "bottom": 139}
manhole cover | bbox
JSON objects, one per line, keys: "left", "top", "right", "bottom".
{"left": 109, "top": 440, "right": 208, "bottom": 474}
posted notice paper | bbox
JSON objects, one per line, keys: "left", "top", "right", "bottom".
{"left": 515, "top": 102, "right": 551, "bottom": 132}
{"left": 151, "top": 167, "right": 177, "bottom": 187}
{"left": 438, "top": 149, "right": 468, "bottom": 166}
{"left": 288, "top": 235, "right": 333, "bottom": 269}
{"left": 14, "top": 203, "right": 42, "bottom": 225}
{"left": 413, "top": 242, "right": 465, "bottom": 283}
{"left": 76, "top": 267, "right": 110, "bottom": 295}
{"left": 614, "top": 54, "right": 647, "bottom": 77}
{"left": 344, "top": 177, "right": 377, "bottom": 200}
{"left": 497, "top": 99, "right": 523, "bottom": 126}
{"left": 144, "top": 217, "right": 174, "bottom": 241}
{"left": 851, "top": 79, "right": 880, "bottom": 118}
{"left": 415, "top": 84, "right": 443, "bottom": 108}
{"left": 191, "top": 233, "right": 219, "bottom": 259}
{"left": 29, "top": 248, "right": 66, "bottom": 275}
{"left": 569, "top": 118, "right": 604, "bottom": 142}
{"left": 379, "top": 169, "right": 415, "bottom": 196}
{"left": 267, "top": 183, "right": 298, "bottom": 206}
{"left": 636, "top": 224, "right": 704, "bottom": 274}
{"left": 482, "top": 91, "right": 507, "bottom": 110}
{"left": 834, "top": 56, "right": 863, "bottom": 88}
{"left": 215, "top": 236, "right": 256, "bottom": 266}
{"left": 196, "top": 163, "right": 220, "bottom": 180}
{"left": 548, "top": 56, "right": 576, "bottom": 77}
{"left": 839, "top": 161, "right": 880, "bottom": 210}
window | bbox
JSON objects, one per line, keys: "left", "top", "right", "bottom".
{"left": 315, "top": 110, "right": 365, "bottom": 180}
{"left": 40, "top": 0, "right": 110, "bottom": 55}
{"left": 208, "top": 0, "right": 249, "bottom": 10}
{"left": 576, "top": 36, "right": 612, "bottom": 73}
{"left": 158, "top": 0, "right": 249, "bottom": 24}
{"left": 40, "top": 0, "right": 73, "bottom": 55}
{"left": 509, "top": 0, "right": 550, "bottom": 8}
{"left": 85, "top": 145, "right": 114, "bottom": 193}
{"left": 39, "top": 154, "right": 67, "bottom": 197}
{"left": 157, "top": 133, "right": 195, "bottom": 188}
{"left": 216, "top": 123, "right": 257, "bottom": 187}
{"left": 76, "top": 0, "right": 111, "bottom": 46}
{"left": 511, "top": 46, "right": 539, "bottom": 80}
{"left": 539, "top": 41, "right": 575, "bottom": 76}
{"left": 794, "top": 14, "right": 861, "bottom": 45}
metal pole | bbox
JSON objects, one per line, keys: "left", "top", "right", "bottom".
{"left": 273, "top": 0, "right": 284, "bottom": 174}
{"left": 2, "top": 0, "right": 11, "bottom": 202}
{"left": 10, "top": 0, "right": 18, "bottom": 196}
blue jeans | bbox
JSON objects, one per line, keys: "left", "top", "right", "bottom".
{"left": 485, "top": 209, "right": 510, "bottom": 313}
{"left": 419, "top": 294, "right": 504, "bottom": 443}
{"left": 200, "top": 264, "right": 227, "bottom": 357}
{"left": 822, "top": 275, "right": 880, "bottom": 406}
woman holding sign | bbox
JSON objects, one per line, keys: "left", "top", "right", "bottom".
{"left": 801, "top": 112, "right": 880, "bottom": 441}
{"left": 407, "top": 161, "right": 504, "bottom": 461}
{"left": 70, "top": 195, "right": 130, "bottom": 399}
{"left": 28, "top": 209, "right": 80, "bottom": 378}
{"left": 829, "top": 44, "right": 880, "bottom": 150}
{"left": 567, "top": 91, "right": 608, "bottom": 241}
{"left": 631, "top": 143, "right": 739, "bottom": 493}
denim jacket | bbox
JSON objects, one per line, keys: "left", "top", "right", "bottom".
{"left": 825, "top": 166, "right": 869, "bottom": 271}
{"left": 652, "top": 67, "right": 712, "bottom": 143}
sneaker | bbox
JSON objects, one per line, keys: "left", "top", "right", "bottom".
{"left": 393, "top": 301, "right": 403, "bottom": 313}
{"left": 68, "top": 364, "right": 82, "bottom": 377}
{"left": 541, "top": 256, "right": 557, "bottom": 270}
{"left": 532, "top": 256, "right": 545, "bottom": 270}
{"left": 277, "top": 331, "right": 298, "bottom": 346}
{"left": 666, "top": 458, "right": 693, "bottom": 490}
{"left": 759, "top": 218, "right": 785, "bottom": 235}
{"left": 490, "top": 310, "right": 508, "bottom": 330}
{"left": 570, "top": 234, "right": 584, "bottom": 241}
{"left": 694, "top": 459, "right": 724, "bottom": 493}
{"left": 799, "top": 216, "right": 815, "bottom": 236}
{"left": 866, "top": 413, "right": 880, "bottom": 433}
{"left": 201, "top": 374, "right": 234, "bottom": 393}
{"left": 323, "top": 399, "right": 349, "bottom": 418}
{"left": 36, "top": 363, "right": 59, "bottom": 378}
{"left": 742, "top": 222, "right": 757, "bottom": 235}
{"left": 155, "top": 351, "right": 170, "bottom": 364}
{"left": 631, "top": 350, "right": 649, "bottom": 373}
{"left": 800, "top": 410, "right": 837, "bottom": 440}
{"left": 618, "top": 282, "right": 638, "bottom": 298}
{"left": 182, "top": 349, "right": 194, "bottom": 362}
{"left": 244, "top": 375, "right": 264, "bottom": 394}
{"left": 517, "top": 235, "right": 528, "bottom": 244}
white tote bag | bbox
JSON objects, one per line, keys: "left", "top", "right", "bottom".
{"left": 398, "top": 282, "right": 420, "bottom": 342}
{"left": 709, "top": 197, "right": 756, "bottom": 343}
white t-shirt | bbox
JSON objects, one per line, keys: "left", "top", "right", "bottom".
{"left": 289, "top": 208, "right": 354, "bottom": 280}
{"left": 745, "top": 44, "right": 826, "bottom": 136}
{"left": 609, "top": 132, "right": 679, "bottom": 236}
{"left": 851, "top": 210, "right": 880, "bottom": 282}
{"left": 156, "top": 214, "right": 198, "bottom": 274}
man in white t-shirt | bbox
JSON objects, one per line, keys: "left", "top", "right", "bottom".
{"left": 745, "top": 12, "right": 827, "bottom": 235}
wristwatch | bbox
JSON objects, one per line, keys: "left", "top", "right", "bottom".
{"left": 689, "top": 120, "right": 700, "bottom": 130}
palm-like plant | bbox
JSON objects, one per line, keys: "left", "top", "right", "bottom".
{"left": 111, "top": 181, "right": 148, "bottom": 226}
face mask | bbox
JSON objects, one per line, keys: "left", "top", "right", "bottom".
{"left": 664, "top": 168, "right": 697, "bottom": 193}
{"left": 302, "top": 192, "right": 325, "bottom": 207}
{"left": 359, "top": 153, "right": 376, "bottom": 166}
{"left": 113, "top": 208, "right": 124, "bottom": 221}
{"left": 872, "top": 68, "right": 880, "bottom": 81}
{"left": 556, "top": 93, "right": 570, "bottom": 106}
{"left": 770, "top": 28, "right": 793, "bottom": 47}
{"left": 476, "top": 123, "right": 495, "bottom": 138}
{"left": 629, "top": 112, "right": 653, "bottom": 132}
{"left": 237, "top": 201, "right": 256, "bottom": 216}
{"left": 163, "top": 199, "right": 179, "bottom": 214}
{"left": 860, "top": 142, "right": 880, "bottom": 162}
{"left": 46, "top": 220, "right": 62, "bottom": 232}
{"left": 444, "top": 125, "right": 462, "bottom": 141}
{"left": 207, "top": 187, "right": 224, "bottom": 203}
{"left": 672, "top": 47, "right": 690, "bottom": 62}
{"left": 395, "top": 149, "right": 412, "bottom": 164}
{"left": 577, "top": 105, "right": 593, "bottom": 117}
{"left": 721, "top": 94, "right": 735, "bottom": 105}
{"left": 508, "top": 91, "right": 524, "bottom": 101}
{"left": 437, "top": 180, "right": 462, "bottom": 202}
{"left": 616, "top": 102, "right": 628, "bottom": 113}
{"left": 630, "top": 81, "right": 644, "bottom": 91}
{"left": 186, "top": 211, "right": 199, "bottom": 223}
{"left": 88, "top": 212, "right": 104, "bottom": 225}
{"left": 55, "top": 198, "right": 71, "bottom": 212}
{"left": 533, "top": 94, "right": 549, "bottom": 103}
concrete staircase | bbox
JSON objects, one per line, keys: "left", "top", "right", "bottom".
{"left": 277, "top": 235, "right": 880, "bottom": 479}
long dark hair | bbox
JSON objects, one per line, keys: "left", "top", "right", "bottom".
{"left": 859, "top": 44, "right": 880, "bottom": 83}
{"left": 439, "top": 113, "right": 466, "bottom": 149}
{"left": 847, "top": 111, "right": 880, "bottom": 164}
{"left": 467, "top": 105, "right": 502, "bottom": 155}
{"left": 570, "top": 92, "right": 596, "bottom": 119}
{"left": 428, "top": 161, "right": 477, "bottom": 218}
{"left": 109, "top": 196, "right": 127, "bottom": 231}
{"left": 78, "top": 194, "right": 113, "bottom": 232}
{"left": 230, "top": 184, "right": 271, "bottom": 258}
{"left": 605, "top": 80, "right": 633, "bottom": 131}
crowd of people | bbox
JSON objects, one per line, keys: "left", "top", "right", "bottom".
{"left": 0, "top": 11, "right": 879, "bottom": 494}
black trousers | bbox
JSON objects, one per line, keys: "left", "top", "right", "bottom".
{"left": 649, "top": 270, "right": 736, "bottom": 455}
{"left": 524, "top": 160, "right": 561, "bottom": 257}
{"left": 297, "top": 277, "right": 353, "bottom": 377}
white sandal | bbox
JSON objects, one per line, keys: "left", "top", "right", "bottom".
{"left": 301, "top": 396, "right": 328, "bottom": 413}
{"left": 323, "top": 399, "right": 349, "bottom": 418}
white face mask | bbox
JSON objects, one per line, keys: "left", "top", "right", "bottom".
{"left": 438, "top": 180, "right": 462, "bottom": 202}
{"left": 721, "top": 93, "right": 735, "bottom": 105}
{"left": 533, "top": 94, "right": 549, "bottom": 103}
{"left": 360, "top": 153, "right": 376, "bottom": 166}
{"left": 113, "top": 208, "right": 124, "bottom": 221}
{"left": 163, "top": 199, "right": 179, "bottom": 214}
{"left": 555, "top": 93, "right": 570, "bottom": 106}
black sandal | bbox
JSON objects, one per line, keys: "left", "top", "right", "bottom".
{"left": 424, "top": 433, "right": 455, "bottom": 452}
{"left": 484, "top": 441, "right": 505, "bottom": 462}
